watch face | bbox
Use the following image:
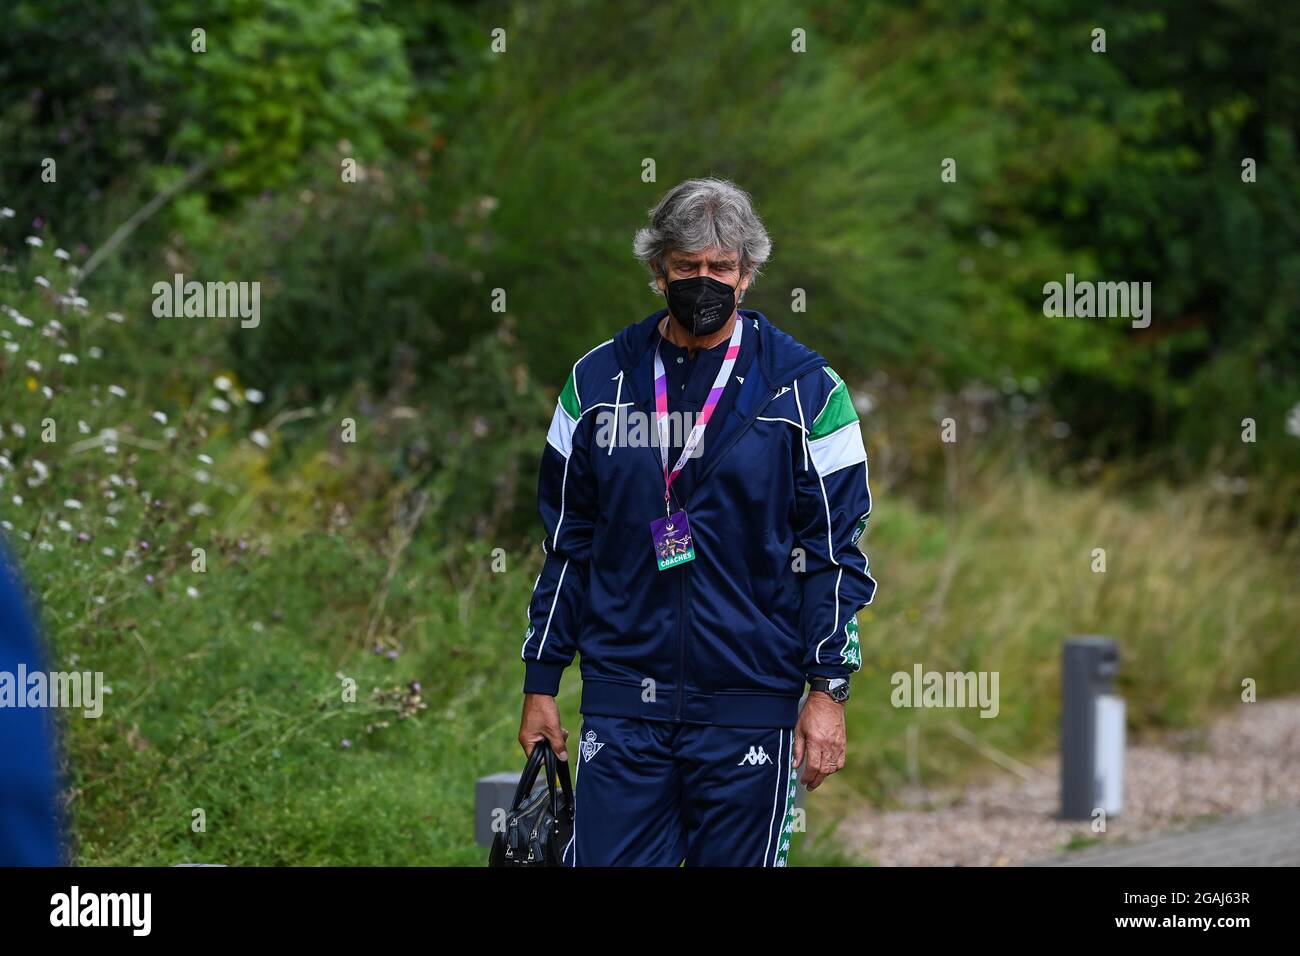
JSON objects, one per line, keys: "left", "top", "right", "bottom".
{"left": 828, "top": 678, "right": 849, "bottom": 701}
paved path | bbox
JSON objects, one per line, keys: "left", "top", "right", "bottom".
{"left": 837, "top": 699, "right": 1300, "bottom": 866}
{"left": 1035, "top": 803, "right": 1300, "bottom": 866}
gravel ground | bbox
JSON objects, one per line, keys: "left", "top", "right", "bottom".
{"left": 836, "top": 698, "right": 1300, "bottom": 866}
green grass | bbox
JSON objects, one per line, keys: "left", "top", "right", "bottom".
{"left": 824, "top": 459, "right": 1300, "bottom": 818}
{"left": 46, "top": 456, "right": 1300, "bottom": 865}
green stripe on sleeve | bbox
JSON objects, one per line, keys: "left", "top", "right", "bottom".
{"left": 558, "top": 371, "right": 580, "bottom": 422}
{"left": 808, "top": 367, "right": 857, "bottom": 441}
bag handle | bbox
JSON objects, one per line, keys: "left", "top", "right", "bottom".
{"left": 508, "top": 740, "right": 550, "bottom": 811}
{"left": 541, "top": 741, "right": 575, "bottom": 823}
{"left": 509, "top": 739, "right": 575, "bottom": 820}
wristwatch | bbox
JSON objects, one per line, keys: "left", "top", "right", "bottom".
{"left": 808, "top": 676, "right": 850, "bottom": 703}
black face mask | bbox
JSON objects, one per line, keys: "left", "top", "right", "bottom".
{"left": 664, "top": 275, "right": 737, "bottom": 336}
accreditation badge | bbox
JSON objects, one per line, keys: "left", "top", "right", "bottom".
{"left": 650, "top": 509, "right": 695, "bottom": 571}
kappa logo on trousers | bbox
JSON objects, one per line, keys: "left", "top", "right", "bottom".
{"left": 737, "top": 745, "right": 773, "bottom": 766}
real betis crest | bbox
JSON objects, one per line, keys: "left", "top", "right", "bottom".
{"left": 581, "top": 730, "right": 605, "bottom": 763}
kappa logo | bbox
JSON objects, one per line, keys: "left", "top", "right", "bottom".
{"left": 738, "top": 745, "right": 773, "bottom": 766}
{"left": 581, "top": 730, "right": 605, "bottom": 763}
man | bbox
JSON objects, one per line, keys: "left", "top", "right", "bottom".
{"left": 518, "top": 178, "right": 876, "bottom": 866}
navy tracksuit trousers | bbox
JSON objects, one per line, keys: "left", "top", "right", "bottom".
{"left": 562, "top": 715, "right": 799, "bottom": 867}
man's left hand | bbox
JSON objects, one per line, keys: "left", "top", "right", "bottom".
{"left": 793, "top": 691, "right": 846, "bottom": 791}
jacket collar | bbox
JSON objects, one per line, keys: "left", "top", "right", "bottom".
{"left": 610, "top": 310, "right": 829, "bottom": 503}
{"left": 612, "top": 308, "right": 827, "bottom": 390}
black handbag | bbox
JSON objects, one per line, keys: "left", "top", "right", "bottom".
{"left": 488, "top": 739, "right": 575, "bottom": 867}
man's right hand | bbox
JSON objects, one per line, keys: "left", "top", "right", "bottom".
{"left": 519, "top": 692, "right": 569, "bottom": 761}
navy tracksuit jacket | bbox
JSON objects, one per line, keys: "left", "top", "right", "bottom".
{"left": 521, "top": 309, "right": 876, "bottom": 866}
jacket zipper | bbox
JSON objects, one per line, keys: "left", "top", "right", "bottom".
{"left": 672, "top": 389, "right": 773, "bottom": 721}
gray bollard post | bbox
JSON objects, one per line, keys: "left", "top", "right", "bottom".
{"left": 1060, "top": 636, "right": 1124, "bottom": 821}
{"left": 476, "top": 771, "right": 523, "bottom": 848}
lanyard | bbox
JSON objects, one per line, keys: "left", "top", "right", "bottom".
{"left": 652, "top": 314, "right": 744, "bottom": 515}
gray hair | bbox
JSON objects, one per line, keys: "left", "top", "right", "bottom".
{"left": 633, "top": 178, "right": 772, "bottom": 294}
